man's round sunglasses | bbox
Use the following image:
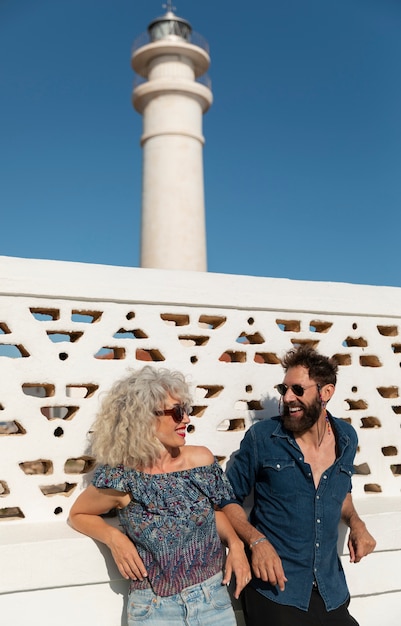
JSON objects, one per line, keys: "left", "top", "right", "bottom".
{"left": 275, "top": 383, "right": 319, "bottom": 397}
{"left": 156, "top": 404, "right": 192, "bottom": 424}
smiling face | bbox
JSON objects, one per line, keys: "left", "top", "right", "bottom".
{"left": 280, "top": 365, "right": 322, "bottom": 434}
{"left": 155, "top": 393, "right": 191, "bottom": 449}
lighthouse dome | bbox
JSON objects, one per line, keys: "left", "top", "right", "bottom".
{"left": 148, "top": 9, "right": 192, "bottom": 42}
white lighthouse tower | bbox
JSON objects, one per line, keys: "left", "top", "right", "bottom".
{"left": 131, "top": 4, "right": 212, "bottom": 271}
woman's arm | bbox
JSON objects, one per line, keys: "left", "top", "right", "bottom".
{"left": 68, "top": 485, "right": 147, "bottom": 580}
{"left": 215, "top": 509, "right": 251, "bottom": 599}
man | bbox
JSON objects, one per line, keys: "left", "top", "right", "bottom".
{"left": 221, "top": 345, "right": 376, "bottom": 625}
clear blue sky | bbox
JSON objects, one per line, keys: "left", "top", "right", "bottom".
{"left": 1, "top": 0, "right": 401, "bottom": 287}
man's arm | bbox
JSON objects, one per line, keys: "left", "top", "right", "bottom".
{"left": 341, "top": 493, "right": 376, "bottom": 563}
{"left": 222, "top": 503, "right": 287, "bottom": 591}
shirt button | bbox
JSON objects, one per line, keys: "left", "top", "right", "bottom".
{"left": 323, "top": 475, "right": 327, "bottom": 480}
{"left": 317, "top": 519, "right": 321, "bottom": 523}
{"left": 316, "top": 495, "right": 320, "bottom": 500}
{"left": 276, "top": 464, "right": 281, "bottom": 469}
{"left": 316, "top": 543, "right": 320, "bottom": 548}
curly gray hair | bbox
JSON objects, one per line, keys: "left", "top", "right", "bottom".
{"left": 90, "top": 366, "right": 192, "bottom": 469}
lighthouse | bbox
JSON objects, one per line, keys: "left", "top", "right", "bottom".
{"left": 131, "top": 4, "right": 213, "bottom": 271}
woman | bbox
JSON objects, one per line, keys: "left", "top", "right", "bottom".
{"left": 69, "top": 366, "right": 250, "bottom": 625}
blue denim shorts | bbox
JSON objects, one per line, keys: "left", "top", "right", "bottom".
{"left": 127, "top": 572, "right": 236, "bottom": 625}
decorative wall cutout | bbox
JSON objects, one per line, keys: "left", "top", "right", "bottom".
{"left": 136, "top": 348, "right": 164, "bottom": 361}
{"left": 179, "top": 335, "right": 210, "bottom": 346}
{"left": 40, "top": 483, "right": 76, "bottom": 496}
{"left": 0, "top": 344, "right": 30, "bottom": 358}
{"left": 161, "top": 313, "right": 189, "bottom": 326}
{"left": 364, "top": 484, "right": 382, "bottom": 493}
{"left": 382, "top": 446, "right": 398, "bottom": 456}
{"left": 40, "top": 406, "right": 79, "bottom": 420}
{"left": 22, "top": 384, "right": 55, "bottom": 397}
{"left": 0, "top": 480, "right": 10, "bottom": 495}
{"left": 219, "top": 350, "right": 247, "bottom": 363}
{"left": 47, "top": 331, "right": 84, "bottom": 343}
{"left": 344, "top": 337, "right": 368, "bottom": 348}
{"left": 198, "top": 314, "right": 226, "bottom": 329}
{"left": 361, "top": 417, "right": 381, "bottom": 428}
{"left": 277, "top": 319, "right": 300, "bottom": 332}
{"left": 30, "top": 308, "right": 60, "bottom": 321}
{"left": 309, "top": 320, "right": 333, "bottom": 333}
{"left": 94, "top": 347, "right": 126, "bottom": 359}
{"left": 360, "top": 355, "right": 382, "bottom": 367}
{"left": 19, "top": 460, "right": 53, "bottom": 475}
{"left": 236, "top": 332, "right": 265, "bottom": 344}
{"left": 254, "top": 352, "right": 281, "bottom": 364}
{"left": 0, "top": 507, "right": 24, "bottom": 520}
{"left": 354, "top": 463, "right": 371, "bottom": 475}
{"left": 346, "top": 399, "right": 368, "bottom": 410}
{"left": 192, "top": 405, "right": 207, "bottom": 417}
{"left": 217, "top": 418, "right": 246, "bottom": 432}
{"left": 66, "top": 384, "right": 99, "bottom": 398}
{"left": 0, "top": 421, "right": 26, "bottom": 435}
{"left": 377, "top": 325, "right": 398, "bottom": 336}
{"left": 333, "top": 353, "right": 352, "bottom": 365}
{"left": 196, "top": 385, "right": 224, "bottom": 398}
{"left": 114, "top": 329, "right": 148, "bottom": 339}
{"left": 377, "top": 387, "right": 399, "bottom": 398}
{"left": 64, "top": 457, "right": 96, "bottom": 474}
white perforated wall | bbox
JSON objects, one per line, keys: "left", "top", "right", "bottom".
{"left": 1, "top": 256, "right": 401, "bottom": 525}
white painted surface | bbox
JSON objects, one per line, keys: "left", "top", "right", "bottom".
{"left": 1, "top": 255, "right": 401, "bottom": 624}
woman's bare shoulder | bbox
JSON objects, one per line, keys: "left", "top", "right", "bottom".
{"left": 183, "top": 445, "right": 215, "bottom": 468}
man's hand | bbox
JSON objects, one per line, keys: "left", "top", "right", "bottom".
{"left": 221, "top": 504, "right": 287, "bottom": 591}
{"left": 341, "top": 493, "right": 376, "bottom": 563}
{"left": 250, "top": 538, "right": 287, "bottom": 591}
{"left": 347, "top": 523, "right": 376, "bottom": 563}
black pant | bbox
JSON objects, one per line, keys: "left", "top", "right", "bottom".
{"left": 242, "top": 585, "right": 359, "bottom": 626}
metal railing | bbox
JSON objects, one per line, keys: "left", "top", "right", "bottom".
{"left": 132, "top": 72, "right": 212, "bottom": 90}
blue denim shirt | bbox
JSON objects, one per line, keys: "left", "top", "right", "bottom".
{"left": 222, "top": 413, "right": 357, "bottom": 611}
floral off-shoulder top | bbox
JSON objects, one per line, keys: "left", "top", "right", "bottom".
{"left": 92, "top": 460, "right": 235, "bottom": 597}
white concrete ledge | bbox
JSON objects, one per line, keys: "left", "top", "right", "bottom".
{"left": 1, "top": 502, "right": 400, "bottom": 626}
{"left": 3, "top": 255, "right": 401, "bottom": 316}
{"left": 0, "top": 519, "right": 125, "bottom": 593}
{"left": 1, "top": 500, "right": 400, "bottom": 595}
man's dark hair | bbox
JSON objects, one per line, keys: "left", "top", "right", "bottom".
{"left": 281, "top": 345, "right": 338, "bottom": 387}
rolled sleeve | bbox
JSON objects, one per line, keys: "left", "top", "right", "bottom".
{"left": 223, "top": 426, "right": 260, "bottom": 506}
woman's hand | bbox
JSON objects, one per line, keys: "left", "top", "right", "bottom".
{"left": 108, "top": 527, "right": 148, "bottom": 580}
{"left": 215, "top": 509, "right": 251, "bottom": 598}
{"left": 223, "top": 539, "right": 251, "bottom": 599}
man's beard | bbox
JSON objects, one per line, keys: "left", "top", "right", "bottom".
{"left": 281, "top": 396, "right": 322, "bottom": 434}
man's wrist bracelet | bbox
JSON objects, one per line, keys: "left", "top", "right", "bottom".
{"left": 249, "top": 537, "right": 268, "bottom": 549}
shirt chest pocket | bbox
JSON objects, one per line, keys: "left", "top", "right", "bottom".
{"left": 331, "top": 464, "right": 354, "bottom": 504}
{"left": 261, "top": 459, "right": 297, "bottom": 498}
